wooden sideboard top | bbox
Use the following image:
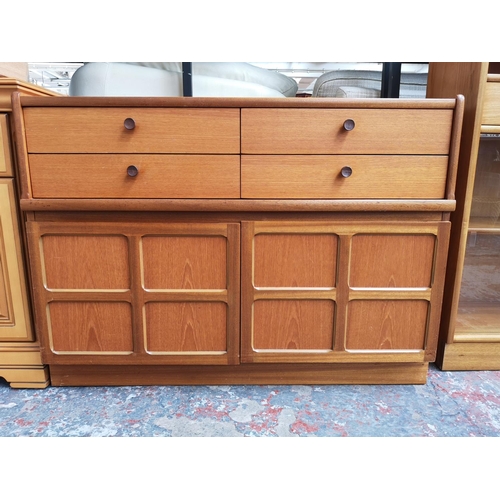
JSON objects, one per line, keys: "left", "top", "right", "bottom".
{"left": 0, "top": 79, "right": 61, "bottom": 111}
{"left": 17, "top": 94, "right": 459, "bottom": 109}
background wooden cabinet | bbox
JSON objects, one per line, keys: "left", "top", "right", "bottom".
{"left": 427, "top": 62, "right": 500, "bottom": 370}
{"left": 0, "top": 79, "right": 58, "bottom": 388}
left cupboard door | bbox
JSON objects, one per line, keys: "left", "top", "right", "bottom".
{"left": 26, "top": 221, "right": 240, "bottom": 366}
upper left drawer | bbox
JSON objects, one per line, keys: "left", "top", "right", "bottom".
{"left": 23, "top": 107, "right": 241, "bottom": 154}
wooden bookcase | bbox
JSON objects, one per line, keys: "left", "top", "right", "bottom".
{"left": 427, "top": 62, "right": 500, "bottom": 370}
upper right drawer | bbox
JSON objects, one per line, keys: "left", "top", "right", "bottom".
{"left": 241, "top": 108, "right": 453, "bottom": 155}
{"left": 482, "top": 81, "right": 500, "bottom": 126}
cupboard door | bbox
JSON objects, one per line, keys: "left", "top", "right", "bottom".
{"left": 27, "top": 221, "right": 240, "bottom": 365}
{"left": 241, "top": 221, "right": 450, "bottom": 363}
{"left": 455, "top": 134, "right": 500, "bottom": 342}
{"left": 0, "top": 180, "right": 33, "bottom": 341}
{"left": 241, "top": 222, "right": 339, "bottom": 363}
{"left": 0, "top": 114, "right": 13, "bottom": 176}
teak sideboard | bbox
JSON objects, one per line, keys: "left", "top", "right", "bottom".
{"left": 11, "top": 95, "right": 464, "bottom": 386}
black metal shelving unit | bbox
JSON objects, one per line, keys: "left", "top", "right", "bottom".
{"left": 181, "top": 62, "right": 416, "bottom": 98}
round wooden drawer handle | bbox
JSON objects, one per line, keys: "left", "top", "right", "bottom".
{"left": 127, "top": 165, "right": 139, "bottom": 177}
{"left": 124, "top": 118, "right": 136, "bottom": 130}
{"left": 340, "top": 166, "right": 353, "bottom": 178}
{"left": 343, "top": 119, "right": 355, "bottom": 131}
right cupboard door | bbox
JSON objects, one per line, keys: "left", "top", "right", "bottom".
{"left": 241, "top": 221, "right": 450, "bottom": 364}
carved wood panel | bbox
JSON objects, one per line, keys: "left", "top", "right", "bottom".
{"left": 0, "top": 180, "right": 33, "bottom": 340}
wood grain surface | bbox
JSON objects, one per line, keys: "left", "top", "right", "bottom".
{"left": 23, "top": 107, "right": 240, "bottom": 153}
{"left": 242, "top": 155, "right": 448, "bottom": 199}
{"left": 29, "top": 154, "right": 240, "bottom": 199}
{"left": 241, "top": 108, "right": 453, "bottom": 155}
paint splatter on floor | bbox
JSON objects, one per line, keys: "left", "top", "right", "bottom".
{"left": 1, "top": 364, "right": 499, "bottom": 437}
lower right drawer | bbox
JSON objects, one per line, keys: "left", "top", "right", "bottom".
{"left": 241, "top": 155, "right": 449, "bottom": 199}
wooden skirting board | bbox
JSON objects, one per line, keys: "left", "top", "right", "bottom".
{"left": 49, "top": 363, "right": 429, "bottom": 386}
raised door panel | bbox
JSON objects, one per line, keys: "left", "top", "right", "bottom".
{"left": 346, "top": 300, "right": 429, "bottom": 350}
{"left": 42, "top": 234, "right": 130, "bottom": 289}
{"left": 142, "top": 234, "right": 227, "bottom": 289}
{"left": 27, "top": 221, "right": 240, "bottom": 365}
{"left": 349, "top": 233, "right": 436, "bottom": 288}
{"left": 0, "top": 114, "right": 13, "bottom": 176}
{"left": 253, "top": 300, "right": 335, "bottom": 350}
{"left": 0, "top": 180, "right": 33, "bottom": 341}
{"left": 49, "top": 301, "right": 133, "bottom": 353}
{"left": 253, "top": 233, "right": 337, "bottom": 287}
{"left": 482, "top": 81, "right": 500, "bottom": 126}
{"left": 145, "top": 302, "right": 227, "bottom": 353}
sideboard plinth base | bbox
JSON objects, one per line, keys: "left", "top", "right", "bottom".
{"left": 49, "top": 363, "right": 429, "bottom": 386}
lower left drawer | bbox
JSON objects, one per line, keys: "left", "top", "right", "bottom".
{"left": 29, "top": 154, "right": 241, "bottom": 199}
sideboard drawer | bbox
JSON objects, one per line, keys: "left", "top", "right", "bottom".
{"left": 482, "top": 81, "right": 500, "bottom": 125}
{"left": 241, "top": 155, "right": 449, "bottom": 199}
{"left": 29, "top": 154, "right": 241, "bottom": 198}
{"left": 241, "top": 108, "right": 453, "bottom": 155}
{"left": 23, "top": 107, "right": 240, "bottom": 154}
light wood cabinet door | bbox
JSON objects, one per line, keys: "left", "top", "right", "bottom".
{"left": 0, "top": 114, "right": 13, "bottom": 177}
{"left": 0, "top": 180, "right": 33, "bottom": 341}
{"left": 27, "top": 220, "right": 240, "bottom": 365}
{"left": 452, "top": 134, "right": 500, "bottom": 343}
{"left": 241, "top": 221, "right": 450, "bottom": 364}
